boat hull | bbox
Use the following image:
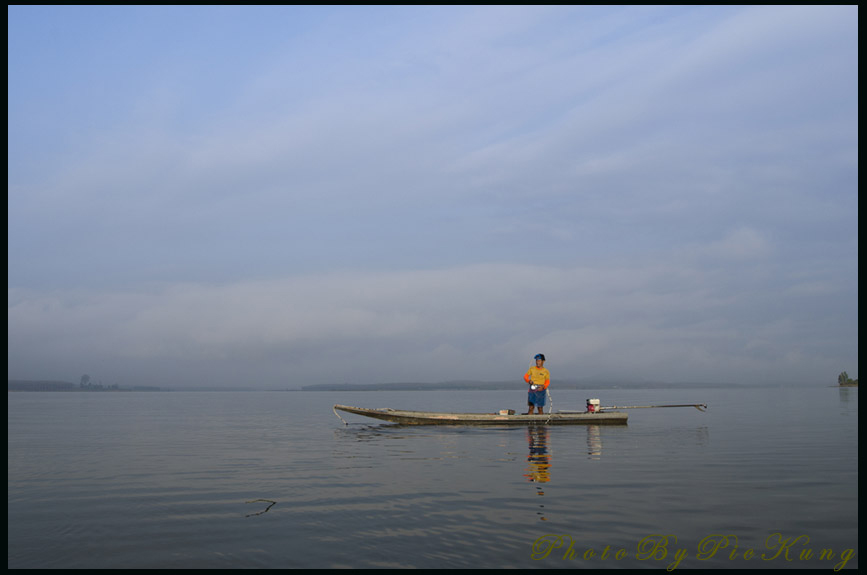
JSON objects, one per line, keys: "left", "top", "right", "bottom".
{"left": 333, "top": 404, "right": 628, "bottom": 425}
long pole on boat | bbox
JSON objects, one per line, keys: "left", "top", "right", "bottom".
{"left": 600, "top": 403, "right": 708, "bottom": 412}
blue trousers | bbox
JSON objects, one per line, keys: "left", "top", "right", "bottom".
{"left": 528, "top": 389, "right": 547, "bottom": 407}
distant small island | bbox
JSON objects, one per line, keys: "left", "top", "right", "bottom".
{"left": 837, "top": 371, "right": 858, "bottom": 387}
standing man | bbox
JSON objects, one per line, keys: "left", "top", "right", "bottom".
{"left": 524, "top": 353, "right": 550, "bottom": 415}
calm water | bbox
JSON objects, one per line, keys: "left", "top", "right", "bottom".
{"left": 7, "top": 386, "right": 858, "bottom": 569}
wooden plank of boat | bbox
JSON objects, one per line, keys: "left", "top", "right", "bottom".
{"left": 333, "top": 404, "right": 628, "bottom": 425}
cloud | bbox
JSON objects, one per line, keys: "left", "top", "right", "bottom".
{"left": 699, "top": 228, "right": 773, "bottom": 261}
{"left": 8, "top": 250, "right": 856, "bottom": 387}
{"left": 8, "top": 6, "right": 858, "bottom": 387}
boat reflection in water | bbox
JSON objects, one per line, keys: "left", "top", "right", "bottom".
{"left": 586, "top": 424, "right": 603, "bottom": 460}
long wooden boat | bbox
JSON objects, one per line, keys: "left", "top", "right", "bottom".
{"left": 333, "top": 404, "right": 628, "bottom": 425}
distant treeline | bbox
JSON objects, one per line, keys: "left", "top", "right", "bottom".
{"left": 301, "top": 380, "right": 753, "bottom": 392}
{"left": 8, "top": 380, "right": 162, "bottom": 392}
{"left": 8, "top": 380, "right": 76, "bottom": 391}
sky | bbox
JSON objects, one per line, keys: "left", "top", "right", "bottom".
{"left": 8, "top": 5, "right": 858, "bottom": 389}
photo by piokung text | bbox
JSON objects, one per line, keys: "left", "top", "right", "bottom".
{"left": 531, "top": 533, "right": 855, "bottom": 571}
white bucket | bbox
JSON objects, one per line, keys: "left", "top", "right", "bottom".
{"left": 586, "top": 398, "right": 601, "bottom": 413}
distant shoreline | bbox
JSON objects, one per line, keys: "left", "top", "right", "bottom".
{"left": 7, "top": 380, "right": 162, "bottom": 392}
{"left": 9, "top": 379, "right": 847, "bottom": 392}
{"left": 300, "top": 380, "right": 783, "bottom": 392}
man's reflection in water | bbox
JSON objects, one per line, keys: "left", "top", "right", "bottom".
{"left": 524, "top": 424, "right": 550, "bottom": 520}
{"left": 523, "top": 425, "right": 606, "bottom": 520}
